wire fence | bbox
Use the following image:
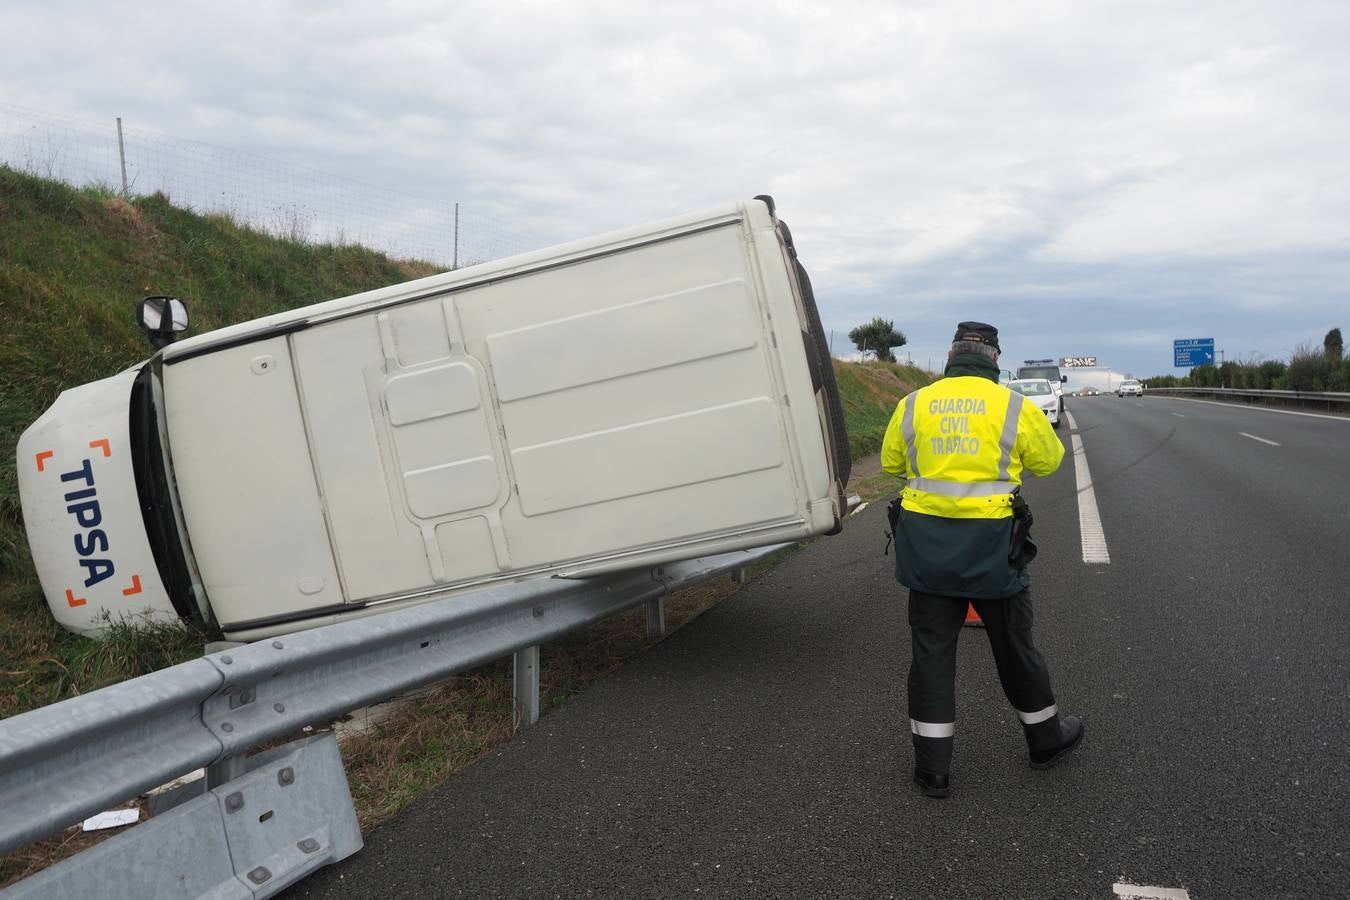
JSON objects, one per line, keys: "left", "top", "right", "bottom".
{"left": 0, "top": 103, "right": 539, "bottom": 268}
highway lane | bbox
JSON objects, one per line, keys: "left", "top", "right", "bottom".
{"left": 289, "top": 397, "right": 1349, "bottom": 899}
{"left": 1037, "top": 395, "right": 1349, "bottom": 896}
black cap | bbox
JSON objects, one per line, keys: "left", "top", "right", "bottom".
{"left": 953, "top": 321, "right": 1000, "bottom": 352}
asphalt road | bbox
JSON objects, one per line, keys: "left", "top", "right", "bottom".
{"left": 290, "top": 395, "right": 1350, "bottom": 899}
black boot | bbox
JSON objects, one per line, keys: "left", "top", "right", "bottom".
{"left": 912, "top": 733, "right": 953, "bottom": 797}
{"left": 913, "top": 768, "right": 950, "bottom": 798}
{"left": 1024, "top": 715, "right": 1083, "bottom": 769}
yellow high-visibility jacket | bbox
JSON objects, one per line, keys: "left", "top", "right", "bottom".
{"left": 880, "top": 356, "right": 1065, "bottom": 598}
{"left": 882, "top": 366, "right": 1064, "bottom": 518}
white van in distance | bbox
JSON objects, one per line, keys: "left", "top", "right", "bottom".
{"left": 18, "top": 197, "right": 850, "bottom": 641}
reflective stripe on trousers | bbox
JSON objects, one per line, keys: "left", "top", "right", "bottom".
{"left": 1016, "top": 704, "right": 1057, "bottom": 725}
{"left": 910, "top": 719, "right": 955, "bottom": 738}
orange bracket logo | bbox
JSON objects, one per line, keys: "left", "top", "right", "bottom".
{"left": 90, "top": 438, "right": 111, "bottom": 457}
{"left": 122, "top": 574, "right": 143, "bottom": 597}
{"left": 65, "top": 589, "right": 87, "bottom": 608}
{"left": 35, "top": 450, "right": 54, "bottom": 472}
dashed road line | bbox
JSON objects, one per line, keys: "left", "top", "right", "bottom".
{"left": 1113, "top": 883, "right": 1191, "bottom": 899}
{"left": 1239, "top": 432, "right": 1280, "bottom": 446}
{"left": 1170, "top": 412, "right": 1186, "bottom": 417}
{"left": 1061, "top": 410, "right": 1110, "bottom": 564}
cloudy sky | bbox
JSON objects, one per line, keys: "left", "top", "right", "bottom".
{"left": 3, "top": 0, "right": 1347, "bottom": 386}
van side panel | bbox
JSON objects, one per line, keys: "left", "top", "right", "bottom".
{"left": 163, "top": 338, "right": 344, "bottom": 621}
{"left": 151, "top": 204, "right": 836, "bottom": 630}
{"left": 284, "top": 218, "right": 811, "bottom": 606}
{"left": 289, "top": 310, "right": 507, "bottom": 603}
{"left": 459, "top": 222, "right": 805, "bottom": 559}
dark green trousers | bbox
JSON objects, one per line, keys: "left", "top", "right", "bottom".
{"left": 907, "top": 588, "right": 1057, "bottom": 774}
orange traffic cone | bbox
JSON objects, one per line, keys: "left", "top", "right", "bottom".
{"left": 963, "top": 602, "right": 984, "bottom": 627}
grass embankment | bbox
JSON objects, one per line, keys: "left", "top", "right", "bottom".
{"left": 832, "top": 357, "right": 932, "bottom": 500}
{"left": 0, "top": 167, "right": 927, "bottom": 882}
{"left": 0, "top": 165, "right": 438, "bottom": 717}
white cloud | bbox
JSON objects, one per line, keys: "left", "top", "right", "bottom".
{"left": 2, "top": 0, "right": 1347, "bottom": 378}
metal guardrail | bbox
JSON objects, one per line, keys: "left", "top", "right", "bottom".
{"left": 0, "top": 541, "right": 796, "bottom": 861}
{"left": 1144, "top": 387, "right": 1350, "bottom": 413}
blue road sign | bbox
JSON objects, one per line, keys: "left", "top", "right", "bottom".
{"left": 1174, "top": 338, "right": 1215, "bottom": 368}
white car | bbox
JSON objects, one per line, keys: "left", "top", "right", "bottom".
{"left": 1118, "top": 379, "right": 1144, "bottom": 397}
{"left": 1007, "top": 378, "right": 1061, "bottom": 429}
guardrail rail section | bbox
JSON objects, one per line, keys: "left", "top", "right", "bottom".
{"left": 0, "top": 540, "right": 807, "bottom": 899}
{"left": 1146, "top": 387, "right": 1350, "bottom": 413}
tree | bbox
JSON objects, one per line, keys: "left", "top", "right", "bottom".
{"left": 1190, "top": 363, "right": 1220, "bottom": 388}
{"left": 1325, "top": 327, "right": 1343, "bottom": 362}
{"left": 848, "top": 317, "right": 908, "bottom": 362}
{"left": 1257, "top": 360, "right": 1287, "bottom": 390}
{"left": 1286, "top": 342, "right": 1332, "bottom": 391}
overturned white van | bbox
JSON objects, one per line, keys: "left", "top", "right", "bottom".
{"left": 18, "top": 197, "right": 850, "bottom": 641}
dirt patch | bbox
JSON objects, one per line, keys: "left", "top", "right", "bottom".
{"left": 848, "top": 453, "right": 883, "bottom": 488}
{"left": 104, "top": 196, "right": 150, "bottom": 236}
{"left": 847, "top": 454, "right": 897, "bottom": 504}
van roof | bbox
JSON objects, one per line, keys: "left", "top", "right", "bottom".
{"left": 161, "top": 201, "right": 765, "bottom": 365}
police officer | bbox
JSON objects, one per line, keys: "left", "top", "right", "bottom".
{"left": 881, "top": 321, "right": 1083, "bottom": 798}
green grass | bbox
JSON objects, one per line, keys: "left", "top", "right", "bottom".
{"left": 833, "top": 358, "right": 933, "bottom": 459}
{"left": 0, "top": 165, "right": 439, "bottom": 717}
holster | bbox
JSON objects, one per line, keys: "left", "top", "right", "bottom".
{"left": 1008, "top": 492, "right": 1037, "bottom": 568}
{"left": 883, "top": 497, "right": 903, "bottom": 555}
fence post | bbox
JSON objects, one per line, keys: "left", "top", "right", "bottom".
{"left": 115, "top": 117, "right": 129, "bottom": 196}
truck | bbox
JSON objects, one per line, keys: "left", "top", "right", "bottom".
{"left": 1016, "top": 359, "right": 1068, "bottom": 417}
{"left": 17, "top": 197, "right": 850, "bottom": 642}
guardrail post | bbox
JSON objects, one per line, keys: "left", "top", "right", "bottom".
{"left": 733, "top": 566, "right": 748, "bottom": 584}
{"left": 513, "top": 645, "right": 540, "bottom": 730}
{"left": 645, "top": 597, "right": 666, "bottom": 639}
{"left": 205, "top": 754, "right": 247, "bottom": 789}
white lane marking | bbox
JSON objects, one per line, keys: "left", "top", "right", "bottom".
{"left": 1159, "top": 395, "right": 1350, "bottom": 422}
{"left": 1239, "top": 432, "right": 1280, "bottom": 446}
{"left": 1170, "top": 412, "right": 1186, "bottom": 418}
{"left": 1113, "top": 883, "right": 1190, "bottom": 899}
{"left": 1062, "top": 410, "right": 1110, "bottom": 564}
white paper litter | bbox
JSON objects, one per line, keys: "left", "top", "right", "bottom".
{"left": 82, "top": 808, "right": 141, "bottom": 831}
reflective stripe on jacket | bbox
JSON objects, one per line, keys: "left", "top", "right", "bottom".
{"left": 881, "top": 373, "right": 1065, "bottom": 520}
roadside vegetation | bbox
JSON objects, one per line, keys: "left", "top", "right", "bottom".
{"left": 1144, "top": 329, "right": 1347, "bottom": 392}
{"left": 0, "top": 166, "right": 927, "bottom": 883}
{"left": 0, "top": 165, "right": 439, "bottom": 721}
{"left": 832, "top": 358, "right": 933, "bottom": 459}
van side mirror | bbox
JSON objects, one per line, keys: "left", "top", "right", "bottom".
{"left": 1061, "top": 375, "right": 1068, "bottom": 383}
{"left": 137, "top": 296, "right": 189, "bottom": 349}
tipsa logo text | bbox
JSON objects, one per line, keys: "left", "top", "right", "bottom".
{"left": 61, "top": 458, "right": 116, "bottom": 588}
